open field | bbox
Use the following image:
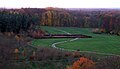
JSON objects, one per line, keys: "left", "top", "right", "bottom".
{"left": 32, "top": 38, "right": 71, "bottom": 47}
{"left": 32, "top": 26, "right": 72, "bottom": 47}
{"left": 32, "top": 26, "right": 120, "bottom": 55}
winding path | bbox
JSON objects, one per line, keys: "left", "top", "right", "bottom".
{"left": 51, "top": 29, "right": 120, "bottom": 56}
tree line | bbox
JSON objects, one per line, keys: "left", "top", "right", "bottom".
{"left": 0, "top": 8, "right": 120, "bottom": 35}
{"left": 68, "top": 9, "right": 120, "bottom": 34}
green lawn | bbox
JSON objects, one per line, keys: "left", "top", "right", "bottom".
{"left": 56, "top": 27, "right": 120, "bottom": 55}
{"left": 32, "top": 26, "right": 120, "bottom": 55}
{"left": 32, "top": 26, "right": 71, "bottom": 47}
{"left": 32, "top": 38, "right": 71, "bottom": 47}
{"left": 41, "top": 26, "right": 66, "bottom": 34}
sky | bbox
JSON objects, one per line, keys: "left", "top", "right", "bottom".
{"left": 0, "top": 0, "right": 120, "bottom": 8}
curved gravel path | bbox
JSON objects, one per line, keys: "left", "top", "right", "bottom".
{"left": 51, "top": 29, "right": 120, "bottom": 56}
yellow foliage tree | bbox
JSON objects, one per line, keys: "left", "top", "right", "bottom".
{"left": 41, "top": 8, "right": 75, "bottom": 26}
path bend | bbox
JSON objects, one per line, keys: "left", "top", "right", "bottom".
{"left": 51, "top": 29, "right": 120, "bottom": 56}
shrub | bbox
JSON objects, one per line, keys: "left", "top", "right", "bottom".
{"left": 96, "top": 56, "right": 120, "bottom": 69}
{"left": 67, "top": 57, "right": 95, "bottom": 69}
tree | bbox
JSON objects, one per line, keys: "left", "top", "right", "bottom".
{"left": 67, "top": 57, "right": 95, "bottom": 69}
{"left": 0, "top": 10, "right": 39, "bottom": 34}
{"left": 41, "top": 8, "right": 75, "bottom": 27}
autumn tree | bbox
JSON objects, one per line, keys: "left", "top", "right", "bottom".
{"left": 67, "top": 57, "right": 95, "bottom": 69}
{"left": 41, "top": 8, "right": 75, "bottom": 27}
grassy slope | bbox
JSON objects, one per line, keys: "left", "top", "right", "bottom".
{"left": 56, "top": 27, "right": 120, "bottom": 55}
{"left": 31, "top": 26, "right": 71, "bottom": 47}
{"left": 32, "top": 26, "right": 120, "bottom": 55}
{"left": 41, "top": 26, "right": 66, "bottom": 34}
{"left": 32, "top": 38, "right": 70, "bottom": 47}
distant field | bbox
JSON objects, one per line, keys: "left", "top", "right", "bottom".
{"left": 40, "top": 26, "right": 66, "bottom": 34}
{"left": 32, "top": 26, "right": 120, "bottom": 55}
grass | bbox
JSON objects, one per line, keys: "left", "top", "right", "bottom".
{"left": 32, "top": 26, "right": 120, "bottom": 55}
{"left": 57, "top": 37, "right": 120, "bottom": 55}
{"left": 56, "top": 27, "right": 120, "bottom": 55}
{"left": 32, "top": 38, "right": 71, "bottom": 47}
{"left": 41, "top": 26, "right": 66, "bottom": 34}
{"left": 32, "top": 26, "right": 71, "bottom": 47}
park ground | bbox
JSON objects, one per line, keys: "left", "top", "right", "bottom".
{"left": 32, "top": 26, "right": 120, "bottom": 56}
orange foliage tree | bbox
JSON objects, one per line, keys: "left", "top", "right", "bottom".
{"left": 67, "top": 57, "right": 95, "bottom": 69}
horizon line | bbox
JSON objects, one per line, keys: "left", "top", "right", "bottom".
{"left": 0, "top": 7, "right": 120, "bottom": 9}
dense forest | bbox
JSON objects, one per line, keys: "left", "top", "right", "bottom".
{"left": 0, "top": 7, "right": 120, "bottom": 35}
